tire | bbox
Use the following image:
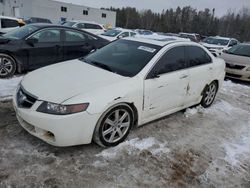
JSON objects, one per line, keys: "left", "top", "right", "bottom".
{"left": 200, "top": 81, "right": 218, "bottom": 108}
{"left": 0, "top": 54, "right": 16, "bottom": 78}
{"left": 93, "top": 104, "right": 134, "bottom": 147}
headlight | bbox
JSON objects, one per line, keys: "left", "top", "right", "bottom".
{"left": 246, "top": 67, "right": 250, "bottom": 71}
{"left": 37, "top": 102, "right": 89, "bottom": 115}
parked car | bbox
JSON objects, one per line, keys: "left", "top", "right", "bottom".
{"left": 134, "top": 29, "right": 154, "bottom": 35}
{"left": 24, "top": 17, "right": 52, "bottom": 24}
{"left": 220, "top": 43, "right": 250, "bottom": 82}
{"left": 13, "top": 37, "right": 225, "bottom": 147}
{"left": 135, "top": 33, "right": 190, "bottom": 42}
{"left": 200, "top": 36, "right": 239, "bottom": 55}
{"left": 63, "top": 21, "right": 106, "bottom": 35}
{"left": 0, "top": 16, "right": 23, "bottom": 34}
{"left": 99, "top": 28, "right": 136, "bottom": 41}
{"left": 0, "top": 24, "right": 109, "bottom": 78}
{"left": 179, "top": 32, "right": 201, "bottom": 42}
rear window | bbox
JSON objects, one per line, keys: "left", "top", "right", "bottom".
{"left": 85, "top": 23, "right": 102, "bottom": 29}
{"left": 1, "top": 18, "right": 19, "bottom": 28}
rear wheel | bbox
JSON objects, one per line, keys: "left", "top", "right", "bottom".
{"left": 94, "top": 104, "right": 134, "bottom": 147}
{"left": 0, "top": 54, "right": 16, "bottom": 78}
{"left": 201, "top": 81, "right": 218, "bottom": 108}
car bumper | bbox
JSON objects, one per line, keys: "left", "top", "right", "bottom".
{"left": 209, "top": 49, "right": 223, "bottom": 55}
{"left": 13, "top": 94, "right": 100, "bottom": 147}
{"left": 225, "top": 68, "right": 250, "bottom": 82}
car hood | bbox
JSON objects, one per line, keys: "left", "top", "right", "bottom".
{"left": 21, "top": 59, "right": 128, "bottom": 104}
{"left": 220, "top": 53, "right": 250, "bottom": 66}
{"left": 201, "top": 43, "right": 226, "bottom": 49}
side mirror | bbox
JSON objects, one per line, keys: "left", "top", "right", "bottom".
{"left": 26, "top": 38, "right": 38, "bottom": 46}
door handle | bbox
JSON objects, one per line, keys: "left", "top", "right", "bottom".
{"left": 180, "top": 75, "right": 188, "bottom": 79}
{"left": 209, "top": 67, "right": 213, "bottom": 70}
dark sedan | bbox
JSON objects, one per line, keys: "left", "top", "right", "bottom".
{"left": 0, "top": 24, "right": 109, "bottom": 78}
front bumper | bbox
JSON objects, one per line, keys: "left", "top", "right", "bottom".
{"left": 13, "top": 93, "right": 100, "bottom": 147}
{"left": 208, "top": 48, "right": 224, "bottom": 56}
{"left": 225, "top": 68, "right": 250, "bottom": 82}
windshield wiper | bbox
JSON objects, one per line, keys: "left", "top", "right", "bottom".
{"left": 92, "top": 62, "right": 113, "bottom": 72}
{"left": 82, "top": 58, "right": 113, "bottom": 72}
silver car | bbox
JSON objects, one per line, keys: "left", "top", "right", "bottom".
{"left": 221, "top": 44, "right": 250, "bottom": 82}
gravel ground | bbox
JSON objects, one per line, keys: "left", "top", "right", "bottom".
{"left": 0, "top": 80, "right": 250, "bottom": 188}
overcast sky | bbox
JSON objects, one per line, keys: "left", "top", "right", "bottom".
{"left": 58, "top": 0, "right": 250, "bottom": 17}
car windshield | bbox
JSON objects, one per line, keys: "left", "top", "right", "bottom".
{"left": 202, "top": 37, "right": 229, "bottom": 46}
{"left": 101, "top": 29, "right": 122, "bottom": 37}
{"left": 63, "top": 21, "right": 76, "bottom": 27}
{"left": 82, "top": 39, "right": 161, "bottom": 77}
{"left": 226, "top": 44, "right": 250, "bottom": 57}
{"left": 2, "top": 25, "right": 38, "bottom": 39}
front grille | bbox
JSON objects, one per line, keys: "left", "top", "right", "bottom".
{"left": 16, "top": 87, "right": 37, "bottom": 108}
{"left": 226, "top": 73, "right": 242, "bottom": 78}
{"left": 226, "top": 63, "right": 245, "bottom": 70}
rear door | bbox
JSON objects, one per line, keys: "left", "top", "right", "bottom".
{"left": 143, "top": 46, "right": 189, "bottom": 118}
{"left": 185, "top": 45, "right": 214, "bottom": 104}
{"left": 25, "top": 28, "right": 63, "bottom": 69}
{"left": 62, "top": 29, "right": 94, "bottom": 61}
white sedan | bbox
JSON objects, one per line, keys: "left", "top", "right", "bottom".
{"left": 13, "top": 38, "right": 225, "bottom": 147}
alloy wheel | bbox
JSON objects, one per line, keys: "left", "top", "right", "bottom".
{"left": 0, "top": 56, "right": 15, "bottom": 78}
{"left": 204, "top": 83, "right": 217, "bottom": 106}
{"left": 102, "top": 109, "right": 131, "bottom": 144}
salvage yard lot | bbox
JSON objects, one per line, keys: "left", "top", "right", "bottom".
{"left": 0, "top": 78, "right": 250, "bottom": 187}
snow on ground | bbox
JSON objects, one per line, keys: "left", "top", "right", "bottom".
{"left": 0, "top": 76, "right": 23, "bottom": 100}
{"left": 96, "top": 137, "right": 170, "bottom": 160}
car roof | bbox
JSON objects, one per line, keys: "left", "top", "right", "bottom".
{"left": 210, "top": 36, "right": 234, "bottom": 40}
{"left": 123, "top": 37, "right": 195, "bottom": 47}
{"left": 69, "top": 20, "right": 102, "bottom": 25}
{"left": 0, "top": 16, "right": 19, "bottom": 21}
{"left": 26, "top": 23, "right": 105, "bottom": 38}
{"left": 112, "top": 28, "right": 134, "bottom": 32}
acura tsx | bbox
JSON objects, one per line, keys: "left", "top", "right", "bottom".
{"left": 13, "top": 37, "right": 225, "bottom": 147}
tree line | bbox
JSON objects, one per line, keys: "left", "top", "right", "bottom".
{"left": 103, "top": 6, "right": 250, "bottom": 42}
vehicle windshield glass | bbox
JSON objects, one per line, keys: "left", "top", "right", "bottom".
{"left": 3, "top": 25, "right": 38, "bottom": 39}
{"left": 101, "top": 29, "right": 121, "bottom": 37}
{"left": 63, "top": 22, "right": 76, "bottom": 27}
{"left": 202, "top": 37, "right": 229, "bottom": 46}
{"left": 82, "top": 39, "right": 161, "bottom": 77}
{"left": 227, "top": 44, "right": 250, "bottom": 57}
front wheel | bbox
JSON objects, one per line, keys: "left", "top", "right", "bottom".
{"left": 0, "top": 54, "right": 16, "bottom": 78}
{"left": 200, "top": 82, "right": 218, "bottom": 108}
{"left": 93, "top": 104, "right": 134, "bottom": 147}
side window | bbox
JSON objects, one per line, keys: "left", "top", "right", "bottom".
{"left": 149, "top": 46, "right": 186, "bottom": 76}
{"left": 65, "top": 30, "right": 86, "bottom": 42}
{"left": 85, "top": 23, "right": 96, "bottom": 29}
{"left": 119, "top": 32, "right": 129, "bottom": 38}
{"left": 229, "top": 40, "right": 238, "bottom": 46}
{"left": 31, "top": 29, "right": 61, "bottom": 43}
{"left": 76, "top": 23, "right": 85, "bottom": 29}
{"left": 186, "top": 46, "right": 211, "bottom": 67}
{"left": 1, "top": 19, "right": 19, "bottom": 28}
{"left": 130, "top": 32, "right": 136, "bottom": 36}
{"left": 94, "top": 24, "right": 103, "bottom": 29}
